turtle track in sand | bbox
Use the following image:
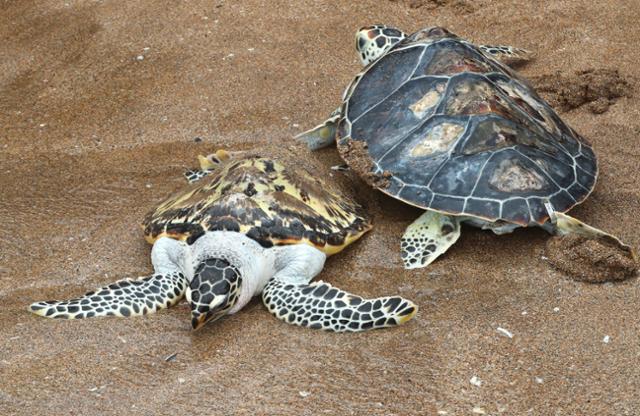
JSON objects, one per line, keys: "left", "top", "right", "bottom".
{"left": 387, "top": 0, "right": 479, "bottom": 14}
{"left": 532, "top": 68, "right": 632, "bottom": 114}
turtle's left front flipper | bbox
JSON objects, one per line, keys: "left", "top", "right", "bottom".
{"left": 264, "top": 244, "right": 417, "bottom": 332}
{"left": 401, "top": 210, "right": 462, "bottom": 270}
{"left": 262, "top": 280, "right": 417, "bottom": 332}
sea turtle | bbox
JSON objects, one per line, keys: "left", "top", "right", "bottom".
{"left": 29, "top": 153, "right": 417, "bottom": 331}
{"left": 297, "top": 25, "right": 631, "bottom": 270}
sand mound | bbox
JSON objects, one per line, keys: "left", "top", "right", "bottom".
{"left": 532, "top": 68, "right": 631, "bottom": 114}
{"left": 546, "top": 234, "right": 637, "bottom": 283}
{"left": 388, "top": 0, "right": 478, "bottom": 13}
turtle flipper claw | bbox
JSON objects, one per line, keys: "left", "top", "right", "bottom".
{"left": 262, "top": 279, "right": 417, "bottom": 332}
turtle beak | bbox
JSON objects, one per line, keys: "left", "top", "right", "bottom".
{"left": 186, "top": 258, "right": 242, "bottom": 331}
{"left": 189, "top": 292, "right": 230, "bottom": 331}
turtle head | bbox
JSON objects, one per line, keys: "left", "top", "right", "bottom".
{"left": 186, "top": 258, "right": 243, "bottom": 330}
{"left": 355, "top": 25, "right": 406, "bottom": 66}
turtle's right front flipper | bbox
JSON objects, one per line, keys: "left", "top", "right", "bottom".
{"left": 295, "top": 108, "right": 340, "bottom": 150}
{"left": 29, "top": 272, "right": 188, "bottom": 319}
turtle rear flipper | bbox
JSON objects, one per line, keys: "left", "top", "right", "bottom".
{"left": 479, "top": 44, "right": 534, "bottom": 66}
{"left": 401, "top": 210, "right": 462, "bottom": 270}
{"left": 184, "top": 150, "right": 231, "bottom": 183}
{"left": 29, "top": 272, "right": 187, "bottom": 319}
{"left": 295, "top": 108, "right": 340, "bottom": 150}
{"left": 545, "top": 202, "right": 633, "bottom": 253}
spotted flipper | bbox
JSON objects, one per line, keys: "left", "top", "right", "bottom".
{"left": 262, "top": 279, "right": 417, "bottom": 332}
{"left": 184, "top": 150, "right": 231, "bottom": 183}
{"left": 29, "top": 272, "right": 187, "bottom": 319}
{"left": 479, "top": 44, "right": 533, "bottom": 66}
{"left": 401, "top": 210, "right": 462, "bottom": 270}
{"left": 295, "top": 108, "right": 340, "bottom": 150}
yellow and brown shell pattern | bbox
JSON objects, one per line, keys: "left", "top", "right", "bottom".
{"left": 143, "top": 157, "right": 371, "bottom": 255}
{"left": 338, "top": 26, "right": 597, "bottom": 227}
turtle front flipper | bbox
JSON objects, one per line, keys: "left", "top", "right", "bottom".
{"left": 184, "top": 150, "right": 231, "bottom": 183}
{"left": 262, "top": 279, "right": 417, "bottom": 332}
{"left": 479, "top": 44, "right": 534, "bottom": 66}
{"left": 29, "top": 272, "right": 188, "bottom": 319}
{"left": 401, "top": 210, "right": 462, "bottom": 270}
{"left": 264, "top": 244, "right": 417, "bottom": 332}
{"left": 294, "top": 108, "right": 340, "bottom": 150}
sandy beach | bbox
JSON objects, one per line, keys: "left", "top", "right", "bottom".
{"left": 1, "top": 1, "right": 639, "bottom": 414}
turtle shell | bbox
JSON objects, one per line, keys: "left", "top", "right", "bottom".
{"left": 142, "top": 157, "right": 371, "bottom": 255}
{"left": 338, "top": 26, "right": 597, "bottom": 226}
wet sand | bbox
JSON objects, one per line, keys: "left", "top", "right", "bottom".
{"left": 2, "top": 0, "right": 640, "bottom": 414}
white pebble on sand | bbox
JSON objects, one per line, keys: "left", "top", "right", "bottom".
{"left": 535, "top": 377, "right": 544, "bottom": 384}
{"left": 469, "top": 376, "right": 482, "bottom": 387}
{"left": 136, "top": 55, "right": 144, "bottom": 61}
{"left": 603, "top": 335, "right": 611, "bottom": 343}
{"left": 298, "top": 390, "right": 310, "bottom": 398}
{"left": 178, "top": 378, "right": 185, "bottom": 384}
{"left": 472, "top": 407, "right": 486, "bottom": 414}
{"left": 553, "top": 307, "right": 560, "bottom": 313}
{"left": 497, "top": 327, "right": 513, "bottom": 338}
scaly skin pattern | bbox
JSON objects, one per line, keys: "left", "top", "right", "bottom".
{"left": 187, "top": 258, "right": 242, "bottom": 329}
{"left": 340, "top": 25, "right": 596, "bottom": 227}
{"left": 29, "top": 272, "right": 187, "bottom": 319}
{"left": 262, "top": 279, "right": 417, "bottom": 332}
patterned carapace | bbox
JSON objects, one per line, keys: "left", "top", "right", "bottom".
{"left": 339, "top": 26, "right": 597, "bottom": 226}
{"left": 143, "top": 157, "right": 371, "bottom": 254}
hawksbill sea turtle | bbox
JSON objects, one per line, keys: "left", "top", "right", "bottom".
{"left": 29, "top": 152, "right": 417, "bottom": 331}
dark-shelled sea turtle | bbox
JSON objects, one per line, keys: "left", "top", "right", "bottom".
{"left": 29, "top": 153, "right": 417, "bottom": 331}
{"left": 297, "top": 25, "right": 631, "bottom": 269}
